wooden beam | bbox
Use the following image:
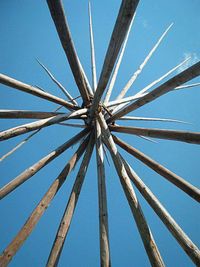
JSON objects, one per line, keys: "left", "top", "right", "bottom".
{"left": 0, "top": 136, "right": 90, "bottom": 267}
{"left": 88, "top": 1, "right": 97, "bottom": 92}
{"left": 0, "top": 110, "right": 64, "bottom": 119}
{"left": 109, "top": 125, "right": 200, "bottom": 144}
{"left": 108, "top": 60, "right": 200, "bottom": 123}
{"left": 46, "top": 0, "right": 91, "bottom": 104}
{"left": 98, "top": 113, "right": 165, "bottom": 267}
{"left": 122, "top": 159, "right": 200, "bottom": 266}
{"left": 117, "top": 116, "right": 189, "bottom": 124}
{"left": 95, "top": 120, "right": 111, "bottom": 267}
{"left": 104, "top": 14, "right": 135, "bottom": 104}
{"left": 46, "top": 134, "right": 94, "bottom": 267}
{"left": 0, "top": 128, "right": 90, "bottom": 199}
{"left": 113, "top": 134, "right": 200, "bottom": 202}
{"left": 89, "top": 0, "right": 140, "bottom": 119}
{"left": 0, "top": 73, "right": 76, "bottom": 110}
{"left": 0, "top": 108, "right": 87, "bottom": 141}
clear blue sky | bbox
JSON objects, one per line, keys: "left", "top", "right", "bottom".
{"left": 0, "top": 1, "right": 200, "bottom": 266}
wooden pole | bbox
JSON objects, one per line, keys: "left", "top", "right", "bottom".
{"left": 95, "top": 120, "right": 111, "bottom": 267}
{"left": 0, "top": 110, "right": 64, "bottom": 119}
{"left": 0, "top": 108, "right": 87, "bottom": 141}
{"left": 89, "top": 0, "right": 140, "bottom": 120}
{"left": 109, "top": 125, "right": 200, "bottom": 144}
{"left": 122, "top": 159, "right": 200, "bottom": 266}
{"left": 46, "top": 134, "right": 94, "bottom": 267}
{"left": 104, "top": 14, "right": 135, "bottom": 104}
{"left": 108, "top": 61, "right": 200, "bottom": 123}
{"left": 46, "top": 0, "right": 91, "bottom": 104}
{"left": 88, "top": 1, "right": 97, "bottom": 92}
{"left": 36, "top": 59, "right": 78, "bottom": 105}
{"left": 0, "top": 135, "right": 90, "bottom": 267}
{"left": 113, "top": 134, "right": 200, "bottom": 202}
{"left": 175, "top": 82, "right": 200, "bottom": 90}
{"left": 98, "top": 113, "right": 165, "bottom": 267}
{"left": 117, "top": 116, "right": 189, "bottom": 124}
{"left": 106, "top": 93, "right": 146, "bottom": 108}
{"left": 133, "top": 57, "right": 191, "bottom": 97}
{"left": 0, "top": 128, "right": 90, "bottom": 199}
{"left": 0, "top": 73, "right": 76, "bottom": 110}
{"left": 116, "top": 23, "right": 173, "bottom": 100}
{"left": 0, "top": 130, "right": 40, "bottom": 162}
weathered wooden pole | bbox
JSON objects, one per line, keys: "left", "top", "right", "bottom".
{"left": 0, "top": 128, "right": 90, "bottom": 199}
{"left": 0, "top": 135, "right": 90, "bottom": 267}
{"left": 46, "top": 134, "right": 94, "bottom": 267}
{"left": 108, "top": 61, "right": 200, "bottom": 123}
{"left": 95, "top": 120, "right": 111, "bottom": 267}
{"left": 0, "top": 108, "right": 87, "bottom": 141}
{"left": 122, "top": 159, "right": 200, "bottom": 266}
{"left": 109, "top": 125, "right": 200, "bottom": 144}
{"left": 0, "top": 73, "right": 76, "bottom": 110}
{"left": 98, "top": 113, "right": 165, "bottom": 267}
{"left": 113, "top": 134, "right": 200, "bottom": 202}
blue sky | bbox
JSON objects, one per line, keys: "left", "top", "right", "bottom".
{"left": 0, "top": 1, "right": 200, "bottom": 266}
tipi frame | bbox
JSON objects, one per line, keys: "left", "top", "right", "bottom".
{"left": 0, "top": 1, "right": 200, "bottom": 266}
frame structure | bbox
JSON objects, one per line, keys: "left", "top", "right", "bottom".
{"left": 0, "top": 1, "right": 200, "bottom": 266}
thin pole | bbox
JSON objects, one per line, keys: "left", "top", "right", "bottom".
{"left": 0, "top": 73, "right": 76, "bottom": 110}
{"left": 89, "top": 0, "right": 140, "bottom": 120}
{"left": 104, "top": 14, "right": 135, "bottom": 104}
{"left": 106, "top": 93, "right": 146, "bottom": 108}
{"left": 116, "top": 23, "right": 173, "bottom": 100}
{"left": 108, "top": 61, "right": 200, "bottom": 123}
{"left": 122, "top": 159, "right": 200, "bottom": 266}
{"left": 0, "top": 108, "right": 87, "bottom": 141}
{"left": 0, "top": 136, "right": 90, "bottom": 267}
{"left": 46, "top": 0, "right": 91, "bottom": 104}
{"left": 109, "top": 125, "right": 200, "bottom": 144}
{"left": 175, "top": 82, "right": 200, "bottom": 90}
{"left": 98, "top": 113, "right": 165, "bottom": 267}
{"left": 0, "top": 128, "right": 90, "bottom": 199}
{"left": 46, "top": 134, "right": 94, "bottom": 267}
{"left": 134, "top": 57, "right": 191, "bottom": 97}
{"left": 88, "top": 1, "right": 97, "bottom": 92}
{"left": 95, "top": 120, "right": 111, "bottom": 267}
{"left": 0, "top": 130, "right": 40, "bottom": 162}
{"left": 36, "top": 59, "right": 78, "bottom": 105}
{"left": 113, "top": 134, "right": 200, "bottom": 202}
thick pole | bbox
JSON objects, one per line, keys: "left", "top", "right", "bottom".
{"left": 113, "top": 134, "right": 200, "bottom": 202}
{"left": 95, "top": 120, "right": 111, "bottom": 267}
{"left": 89, "top": 0, "right": 140, "bottom": 119}
{"left": 122, "top": 159, "right": 200, "bottom": 266}
{"left": 108, "top": 61, "right": 200, "bottom": 123}
{"left": 0, "top": 128, "right": 90, "bottom": 199}
{"left": 0, "top": 136, "right": 90, "bottom": 267}
{"left": 46, "top": 0, "right": 91, "bottom": 104}
{"left": 46, "top": 134, "right": 94, "bottom": 267}
{"left": 0, "top": 110, "right": 64, "bottom": 119}
{"left": 0, "top": 109, "right": 87, "bottom": 141}
{"left": 98, "top": 113, "right": 165, "bottom": 267}
{"left": 0, "top": 73, "right": 76, "bottom": 110}
{"left": 109, "top": 125, "right": 200, "bottom": 144}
